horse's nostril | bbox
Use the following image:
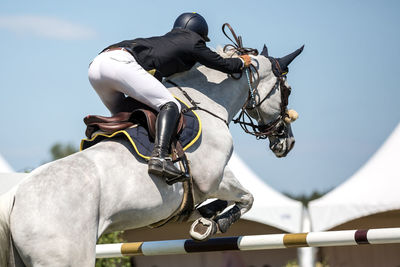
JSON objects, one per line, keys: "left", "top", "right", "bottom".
{"left": 273, "top": 143, "right": 283, "bottom": 152}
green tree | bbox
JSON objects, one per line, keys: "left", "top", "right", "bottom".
{"left": 48, "top": 142, "right": 132, "bottom": 266}
{"left": 50, "top": 142, "right": 78, "bottom": 160}
{"left": 96, "top": 232, "right": 131, "bottom": 267}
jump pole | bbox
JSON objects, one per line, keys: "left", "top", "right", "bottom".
{"left": 96, "top": 227, "right": 400, "bottom": 258}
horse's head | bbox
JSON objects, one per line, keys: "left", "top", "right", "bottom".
{"left": 237, "top": 44, "right": 303, "bottom": 158}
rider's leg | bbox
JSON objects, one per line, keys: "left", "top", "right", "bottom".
{"left": 88, "top": 50, "right": 180, "bottom": 114}
{"left": 88, "top": 50, "right": 183, "bottom": 182}
{"left": 88, "top": 53, "right": 127, "bottom": 115}
{"left": 148, "top": 101, "right": 185, "bottom": 182}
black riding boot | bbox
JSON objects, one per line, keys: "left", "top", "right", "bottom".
{"left": 148, "top": 102, "right": 185, "bottom": 184}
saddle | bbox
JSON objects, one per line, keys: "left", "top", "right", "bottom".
{"left": 84, "top": 98, "right": 185, "bottom": 141}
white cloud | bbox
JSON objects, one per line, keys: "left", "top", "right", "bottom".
{"left": 0, "top": 15, "right": 97, "bottom": 40}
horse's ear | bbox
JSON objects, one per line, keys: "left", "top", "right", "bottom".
{"left": 261, "top": 44, "right": 269, "bottom": 57}
{"left": 277, "top": 45, "right": 304, "bottom": 73}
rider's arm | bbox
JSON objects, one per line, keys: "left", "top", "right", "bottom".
{"left": 192, "top": 40, "right": 244, "bottom": 74}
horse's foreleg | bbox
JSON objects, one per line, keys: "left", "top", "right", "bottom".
{"left": 189, "top": 166, "right": 254, "bottom": 240}
{"left": 197, "top": 199, "right": 229, "bottom": 218}
{"left": 212, "top": 166, "right": 254, "bottom": 233}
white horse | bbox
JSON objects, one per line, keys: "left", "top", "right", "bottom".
{"left": 0, "top": 44, "right": 303, "bottom": 266}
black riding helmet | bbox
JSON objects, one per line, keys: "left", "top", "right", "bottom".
{"left": 173, "top": 12, "right": 210, "bottom": 42}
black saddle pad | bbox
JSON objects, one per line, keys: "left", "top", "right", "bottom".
{"left": 80, "top": 98, "right": 201, "bottom": 160}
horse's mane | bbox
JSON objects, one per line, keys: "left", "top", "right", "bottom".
{"left": 216, "top": 46, "right": 239, "bottom": 58}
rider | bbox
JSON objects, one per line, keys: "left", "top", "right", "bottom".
{"left": 88, "top": 12, "right": 251, "bottom": 184}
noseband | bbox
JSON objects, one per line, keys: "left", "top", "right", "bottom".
{"left": 222, "top": 23, "right": 292, "bottom": 139}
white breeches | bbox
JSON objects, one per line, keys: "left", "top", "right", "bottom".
{"left": 88, "top": 50, "right": 180, "bottom": 115}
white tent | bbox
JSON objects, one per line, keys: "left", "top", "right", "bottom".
{"left": 0, "top": 154, "right": 27, "bottom": 195}
{"left": 308, "top": 123, "right": 400, "bottom": 231}
{"left": 0, "top": 173, "right": 27, "bottom": 195}
{"left": 308, "top": 123, "right": 400, "bottom": 267}
{"left": 0, "top": 154, "right": 14, "bottom": 173}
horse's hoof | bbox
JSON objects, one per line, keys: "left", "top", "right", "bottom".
{"left": 189, "top": 217, "right": 218, "bottom": 241}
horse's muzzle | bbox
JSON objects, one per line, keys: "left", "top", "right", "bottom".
{"left": 270, "top": 139, "right": 295, "bottom": 158}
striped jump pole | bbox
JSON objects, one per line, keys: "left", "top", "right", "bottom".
{"left": 96, "top": 227, "right": 400, "bottom": 258}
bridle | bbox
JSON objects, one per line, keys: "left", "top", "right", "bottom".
{"left": 222, "top": 23, "right": 292, "bottom": 140}
{"left": 233, "top": 78, "right": 291, "bottom": 140}
{"left": 233, "top": 64, "right": 292, "bottom": 139}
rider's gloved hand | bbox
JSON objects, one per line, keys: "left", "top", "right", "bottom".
{"left": 240, "top": 54, "right": 251, "bottom": 68}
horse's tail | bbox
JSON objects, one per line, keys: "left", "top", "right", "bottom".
{"left": 0, "top": 187, "right": 16, "bottom": 267}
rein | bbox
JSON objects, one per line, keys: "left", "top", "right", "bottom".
{"left": 222, "top": 23, "right": 259, "bottom": 59}
{"left": 166, "top": 23, "right": 258, "bottom": 128}
{"left": 166, "top": 80, "right": 229, "bottom": 126}
{"left": 222, "top": 23, "right": 259, "bottom": 87}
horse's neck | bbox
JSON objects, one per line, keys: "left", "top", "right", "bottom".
{"left": 169, "top": 65, "right": 249, "bottom": 122}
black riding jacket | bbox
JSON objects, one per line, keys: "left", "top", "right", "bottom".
{"left": 105, "top": 28, "right": 243, "bottom": 79}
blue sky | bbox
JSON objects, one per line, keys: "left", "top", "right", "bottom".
{"left": 1, "top": 0, "right": 399, "bottom": 195}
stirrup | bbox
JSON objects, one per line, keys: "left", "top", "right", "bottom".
{"left": 148, "top": 157, "right": 185, "bottom": 182}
